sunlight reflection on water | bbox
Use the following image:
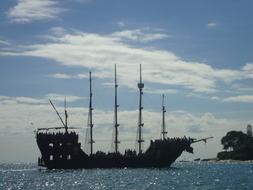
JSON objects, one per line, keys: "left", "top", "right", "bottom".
{"left": 0, "top": 162, "right": 252, "bottom": 190}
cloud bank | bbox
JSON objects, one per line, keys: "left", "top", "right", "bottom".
{"left": 0, "top": 95, "right": 234, "bottom": 155}
{"left": 1, "top": 28, "right": 253, "bottom": 95}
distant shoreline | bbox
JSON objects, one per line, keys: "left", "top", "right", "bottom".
{"left": 204, "top": 159, "right": 253, "bottom": 163}
{"left": 178, "top": 159, "right": 253, "bottom": 163}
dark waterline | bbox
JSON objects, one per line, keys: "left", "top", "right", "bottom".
{"left": 0, "top": 162, "right": 252, "bottom": 190}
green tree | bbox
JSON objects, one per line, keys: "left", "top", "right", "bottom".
{"left": 221, "top": 131, "right": 248, "bottom": 151}
{"left": 218, "top": 130, "right": 253, "bottom": 160}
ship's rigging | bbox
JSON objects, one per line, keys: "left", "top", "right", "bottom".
{"left": 161, "top": 94, "right": 167, "bottom": 140}
{"left": 137, "top": 64, "right": 144, "bottom": 155}
{"left": 36, "top": 64, "right": 214, "bottom": 169}
{"left": 85, "top": 72, "right": 95, "bottom": 155}
{"left": 112, "top": 64, "right": 120, "bottom": 153}
{"left": 49, "top": 99, "right": 68, "bottom": 134}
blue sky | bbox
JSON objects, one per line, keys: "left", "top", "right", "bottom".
{"left": 0, "top": 0, "right": 253, "bottom": 163}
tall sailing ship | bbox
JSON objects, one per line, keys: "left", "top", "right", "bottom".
{"left": 36, "top": 65, "right": 212, "bottom": 169}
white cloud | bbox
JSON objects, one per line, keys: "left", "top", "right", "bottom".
{"left": 49, "top": 73, "right": 73, "bottom": 79}
{"left": 145, "top": 88, "right": 177, "bottom": 94}
{"left": 7, "top": 0, "right": 65, "bottom": 23}
{"left": 242, "top": 63, "right": 253, "bottom": 79}
{"left": 0, "top": 94, "right": 85, "bottom": 106}
{"left": 0, "top": 95, "right": 46, "bottom": 105}
{"left": 111, "top": 29, "right": 169, "bottom": 42}
{"left": 1, "top": 28, "right": 253, "bottom": 93}
{"left": 15, "top": 96, "right": 46, "bottom": 104}
{"left": 210, "top": 96, "right": 220, "bottom": 101}
{"left": 48, "top": 73, "right": 89, "bottom": 79}
{"left": 46, "top": 93, "right": 86, "bottom": 102}
{"left": 223, "top": 95, "right": 253, "bottom": 103}
{"left": 0, "top": 39, "right": 11, "bottom": 46}
{"left": 49, "top": 26, "right": 66, "bottom": 36}
{"left": 117, "top": 21, "right": 126, "bottom": 27}
{"left": 207, "top": 22, "right": 217, "bottom": 28}
{"left": 77, "top": 73, "right": 89, "bottom": 79}
{"left": 243, "top": 63, "right": 253, "bottom": 71}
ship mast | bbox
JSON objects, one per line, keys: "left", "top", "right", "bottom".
{"left": 114, "top": 64, "right": 120, "bottom": 153}
{"left": 64, "top": 97, "right": 68, "bottom": 134}
{"left": 161, "top": 94, "right": 167, "bottom": 140}
{"left": 137, "top": 64, "right": 144, "bottom": 155}
{"left": 88, "top": 72, "right": 94, "bottom": 155}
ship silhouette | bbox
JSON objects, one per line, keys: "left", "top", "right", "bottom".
{"left": 36, "top": 65, "right": 212, "bottom": 169}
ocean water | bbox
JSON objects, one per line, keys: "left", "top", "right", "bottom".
{"left": 0, "top": 162, "right": 252, "bottom": 190}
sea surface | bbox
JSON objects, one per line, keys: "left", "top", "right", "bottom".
{"left": 0, "top": 162, "right": 252, "bottom": 190}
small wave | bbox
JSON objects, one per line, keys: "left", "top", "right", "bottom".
{"left": 0, "top": 168, "right": 37, "bottom": 172}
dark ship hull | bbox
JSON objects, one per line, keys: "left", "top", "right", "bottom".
{"left": 36, "top": 132, "right": 197, "bottom": 169}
